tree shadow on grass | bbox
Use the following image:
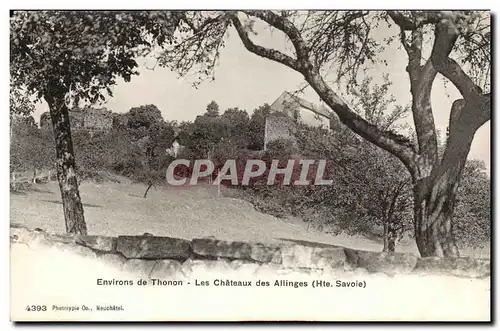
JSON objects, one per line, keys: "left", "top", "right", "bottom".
{"left": 30, "top": 187, "right": 54, "bottom": 194}
{"left": 10, "top": 190, "right": 27, "bottom": 196}
{"left": 40, "top": 200, "right": 103, "bottom": 208}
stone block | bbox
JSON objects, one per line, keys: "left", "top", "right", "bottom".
{"left": 116, "top": 235, "right": 192, "bottom": 260}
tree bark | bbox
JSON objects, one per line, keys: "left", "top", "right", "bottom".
{"left": 412, "top": 101, "right": 481, "bottom": 257}
{"left": 382, "top": 217, "right": 398, "bottom": 253}
{"left": 45, "top": 90, "right": 87, "bottom": 235}
{"left": 383, "top": 221, "right": 389, "bottom": 252}
{"left": 382, "top": 219, "right": 396, "bottom": 252}
{"left": 413, "top": 179, "right": 459, "bottom": 257}
{"left": 387, "top": 232, "right": 396, "bottom": 252}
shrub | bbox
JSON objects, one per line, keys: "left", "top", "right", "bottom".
{"left": 264, "top": 138, "right": 298, "bottom": 160}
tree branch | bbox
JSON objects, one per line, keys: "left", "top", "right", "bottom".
{"left": 305, "top": 70, "right": 419, "bottom": 176}
{"left": 243, "top": 10, "right": 310, "bottom": 70}
{"left": 391, "top": 14, "right": 440, "bottom": 170}
{"left": 230, "top": 14, "right": 301, "bottom": 72}
{"left": 398, "top": 28, "right": 411, "bottom": 54}
{"left": 387, "top": 11, "right": 443, "bottom": 31}
{"left": 431, "top": 21, "right": 484, "bottom": 103}
{"left": 411, "top": 59, "right": 439, "bottom": 161}
{"left": 431, "top": 19, "right": 483, "bottom": 109}
{"left": 388, "top": 11, "right": 418, "bottom": 30}
{"left": 232, "top": 11, "right": 419, "bottom": 176}
{"left": 428, "top": 19, "right": 491, "bottom": 165}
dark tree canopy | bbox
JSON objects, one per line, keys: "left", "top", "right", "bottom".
{"left": 205, "top": 100, "right": 220, "bottom": 117}
{"left": 126, "top": 104, "right": 166, "bottom": 130}
{"left": 10, "top": 10, "right": 181, "bottom": 105}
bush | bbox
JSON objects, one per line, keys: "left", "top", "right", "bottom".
{"left": 77, "top": 169, "right": 107, "bottom": 183}
{"left": 233, "top": 186, "right": 289, "bottom": 218}
{"left": 10, "top": 180, "right": 32, "bottom": 193}
{"left": 264, "top": 138, "right": 298, "bottom": 160}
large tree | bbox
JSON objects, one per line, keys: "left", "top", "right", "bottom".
{"left": 127, "top": 104, "right": 166, "bottom": 130}
{"left": 10, "top": 10, "right": 181, "bottom": 234}
{"left": 161, "top": 10, "right": 490, "bottom": 257}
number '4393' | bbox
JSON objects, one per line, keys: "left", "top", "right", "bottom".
{"left": 25, "top": 305, "right": 47, "bottom": 312}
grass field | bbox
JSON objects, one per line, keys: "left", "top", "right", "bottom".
{"left": 9, "top": 178, "right": 490, "bottom": 258}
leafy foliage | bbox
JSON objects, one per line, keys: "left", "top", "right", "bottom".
{"left": 10, "top": 10, "right": 181, "bottom": 104}
{"left": 10, "top": 86, "right": 35, "bottom": 119}
{"left": 247, "top": 103, "right": 271, "bottom": 150}
{"left": 445, "top": 11, "right": 491, "bottom": 92}
{"left": 348, "top": 74, "right": 410, "bottom": 131}
{"left": 126, "top": 104, "right": 165, "bottom": 130}
{"left": 159, "top": 12, "right": 231, "bottom": 87}
{"left": 264, "top": 138, "right": 298, "bottom": 160}
{"left": 10, "top": 116, "right": 55, "bottom": 174}
{"left": 454, "top": 160, "right": 490, "bottom": 247}
{"left": 205, "top": 100, "right": 220, "bottom": 117}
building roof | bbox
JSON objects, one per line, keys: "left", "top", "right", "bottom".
{"left": 270, "top": 91, "right": 331, "bottom": 119}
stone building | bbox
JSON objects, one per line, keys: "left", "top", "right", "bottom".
{"left": 264, "top": 92, "right": 333, "bottom": 150}
{"left": 40, "top": 107, "right": 113, "bottom": 135}
{"left": 263, "top": 114, "right": 297, "bottom": 151}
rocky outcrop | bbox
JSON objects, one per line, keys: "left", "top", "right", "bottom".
{"left": 9, "top": 224, "right": 490, "bottom": 279}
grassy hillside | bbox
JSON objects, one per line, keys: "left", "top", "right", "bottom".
{"left": 9, "top": 180, "right": 490, "bottom": 258}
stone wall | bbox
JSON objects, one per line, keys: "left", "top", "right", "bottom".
{"left": 10, "top": 224, "right": 490, "bottom": 279}
{"left": 82, "top": 107, "right": 113, "bottom": 131}
{"left": 264, "top": 115, "right": 298, "bottom": 151}
{"left": 40, "top": 107, "right": 113, "bottom": 132}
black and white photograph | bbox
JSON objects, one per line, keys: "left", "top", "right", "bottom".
{"left": 8, "top": 5, "right": 492, "bottom": 322}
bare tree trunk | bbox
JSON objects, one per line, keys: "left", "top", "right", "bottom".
{"left": 382, "top": 219, "right": 389, "bottom": 252}
{"left": 46, "top": 90, "right": 87, "bottom": 235}
{"left": 143, "top": 181, "right": 154, "bottom": 198}
{"left": 387, "top": 221, "right": 396, "bottom": 253}
{"left": 413, "top": 180, "right": 459, "bottom": 257}
{"left": 412, "top": 106, "right": 477, "bottom": 257}
{"left": 382, "top": 218, "right": 397, "bottom": 253}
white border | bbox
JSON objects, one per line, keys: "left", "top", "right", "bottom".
{"left": 2, "top": 1, "right": 497, "bottom": 330}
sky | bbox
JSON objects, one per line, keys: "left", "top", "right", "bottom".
{"left": 31, "top": 13, "right": 491, "bottom": 174}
